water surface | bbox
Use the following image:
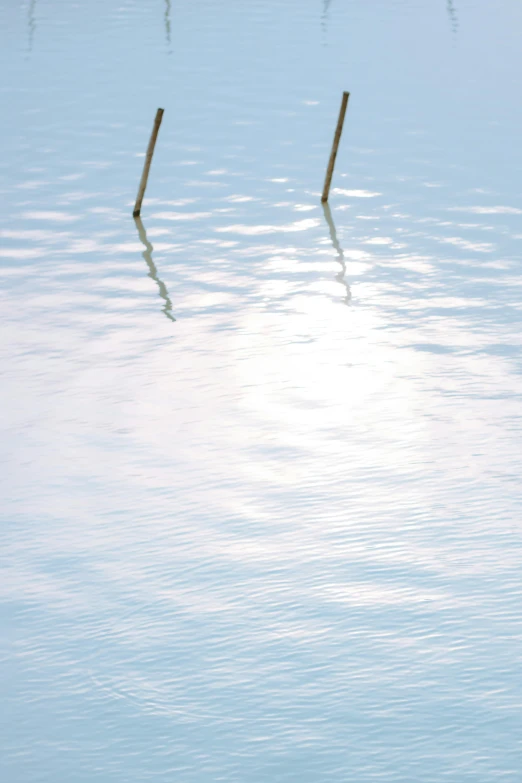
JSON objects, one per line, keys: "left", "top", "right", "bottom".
{"left": 2, "top": 1, "right": 522, "bottom": 780}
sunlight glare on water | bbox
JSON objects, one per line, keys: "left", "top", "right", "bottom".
{"left": 2, "top": 1, "right": 522, "bottom": 781}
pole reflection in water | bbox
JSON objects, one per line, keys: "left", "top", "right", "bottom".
{"left": 27, "top": 0, "right": 36, "bottom": 56}
{"left": 164, "top": 0, "right": 172, "bottom": 53}
{"left": 321, "top": 0, "right": 333, "bottom": 43}
{"left": 322, "top": 201, "right": 351, "bottom": 305}
{"left": 134, "top": 217, "right": 176, "bottom": 322}
{"left": 447, "top": 0, "right": 459, "bottom": 33}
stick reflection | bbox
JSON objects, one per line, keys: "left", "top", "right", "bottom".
{"left": 27, "top": 0, "right": 36, "bottom": 55}
{"left": 322, "top": 202, "right": 351, "bottom": 305}
{"left": 134, "top": 217, "right": 176, "bottom": 322}
{"left": 165, "top": 0, "right": 172, "bottom": 52}
{"left": 447, "top": 0, "right": 459, "bottom": 33}
{"left": 321, "top": 0, "right": 333, "bottom": 43}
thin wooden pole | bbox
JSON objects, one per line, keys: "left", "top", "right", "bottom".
{"left": 133, "top": 108, "right": 164, "bottom": 217}
{"left": 321, "top": 91, "right": 349, "bottom": 203}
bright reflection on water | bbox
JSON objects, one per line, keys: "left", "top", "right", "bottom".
{"left": 2, "top": 0, "right": 522, "bottom": 780}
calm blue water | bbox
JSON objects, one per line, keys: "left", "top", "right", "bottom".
{"left": 2, "top": 1, "right": 522, "bottom": 780}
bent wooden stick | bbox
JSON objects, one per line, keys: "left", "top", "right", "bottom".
{"left": 133, "top": 108, "right": 164, "bottom": 217}
{"left": 321, "top": 92, "right": 349, "bottom": 203}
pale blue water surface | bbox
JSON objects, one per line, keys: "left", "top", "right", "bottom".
{"left": 2, "top": 1, "right": 522, "bottom": 780}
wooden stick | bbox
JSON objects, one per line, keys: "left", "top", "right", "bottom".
{"left": 321, "top": 91, "right": 349, "bottom": 203}
{"left": 133, "top": 108, "right": 164, "bottom": 217}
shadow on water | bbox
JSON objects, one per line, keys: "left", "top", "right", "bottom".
{"left": 447, "top": 0, "right": 459, "bottom": 33}
{"left": 164, "top": 0, "right": 172, "bottom": 53}
{"left": 322, "top": 202, "right": 351, "bottom": 305}
{"left": 134, "top": 217, "right": 176, "bottom": 322}
{"left": 27, "top": 0, "right": 36, "bottom": 56}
